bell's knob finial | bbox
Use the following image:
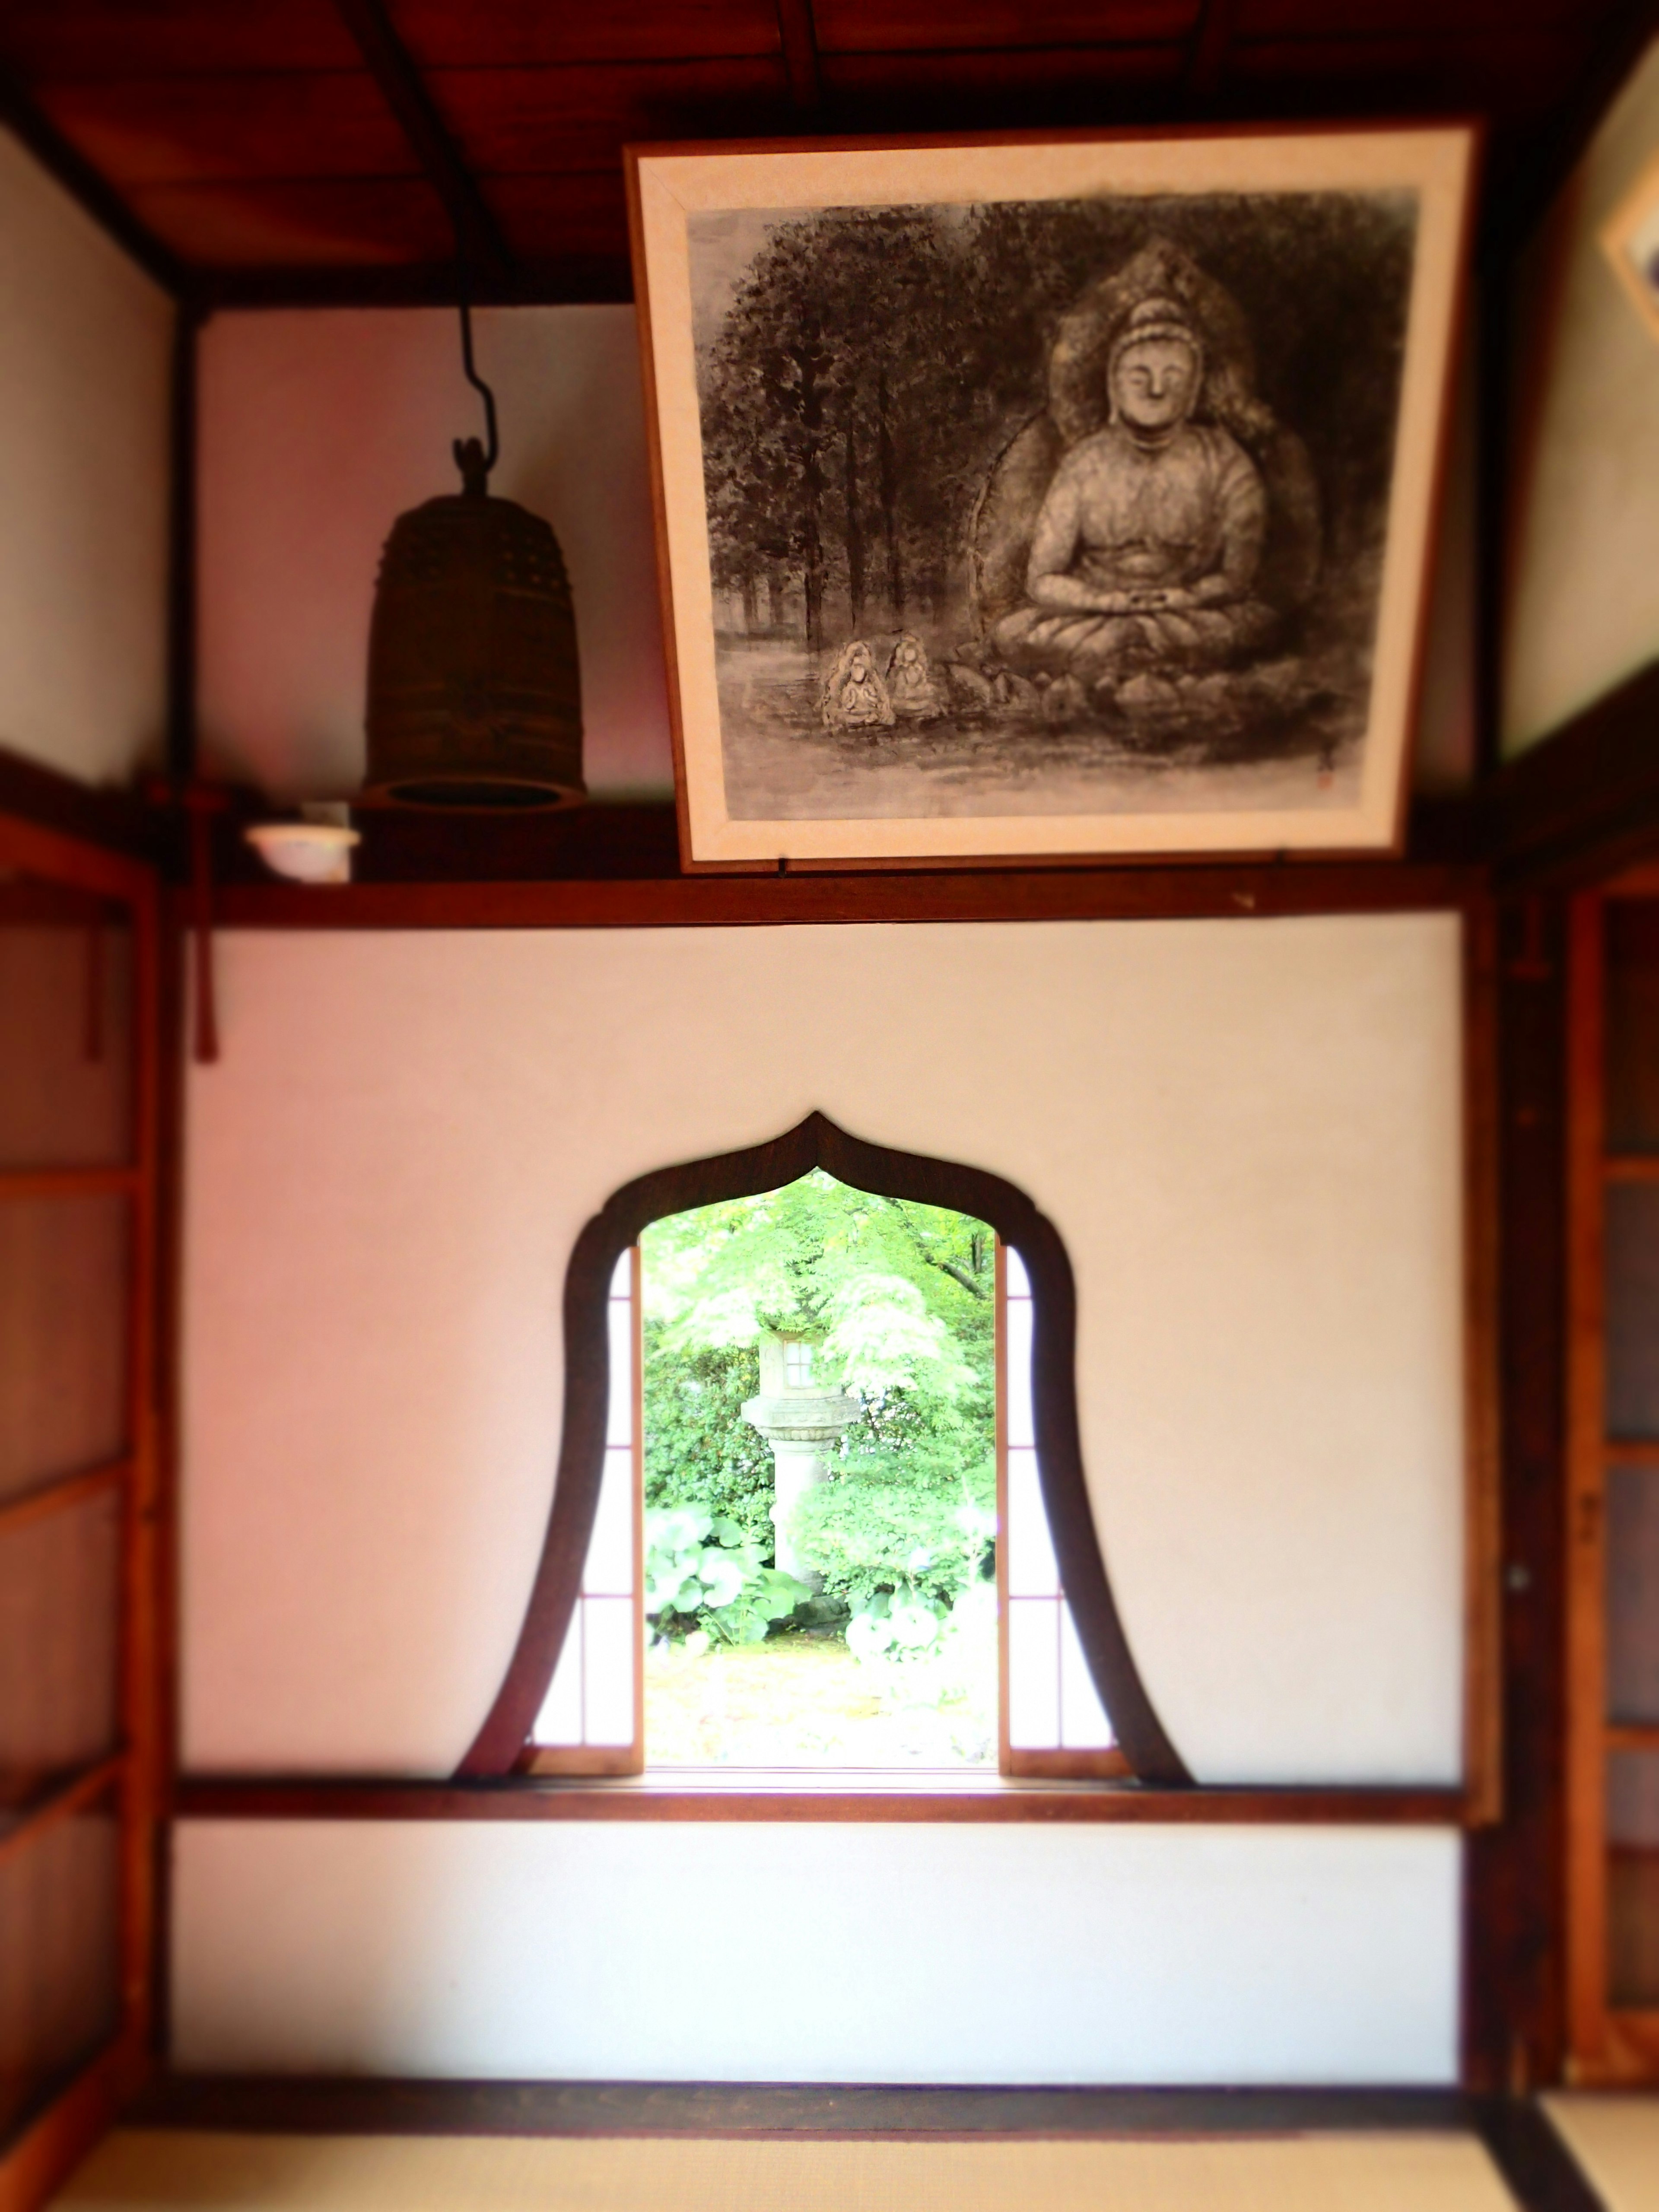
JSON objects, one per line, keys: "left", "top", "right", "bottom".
{"left": 453, "top": 435, "right": 491, "bottom": 499}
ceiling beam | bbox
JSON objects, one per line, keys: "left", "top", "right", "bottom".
{"left": 1182, "top": 0, "right": 1238, "bottom": 108}
{"left": 331, "top": 0, "right": 513, "bottom": 288}
{"left": 194, "top": 255, "right": 632, "bottom": 314}
{"left": 1484, "top": 0, "right": 1656, "bottom": 256}
{"left": 775, "top": 0, "right": 823, "bottom": 112}
{"left": 0, "top": 66, "right": 186, "bottom": 298}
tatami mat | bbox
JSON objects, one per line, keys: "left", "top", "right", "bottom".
{"left": 1546, "top": 2094, "right": 1659, "bottom": 2212}
{"left": 54, "top": 2127, "right": 1523, "bottom": 2212}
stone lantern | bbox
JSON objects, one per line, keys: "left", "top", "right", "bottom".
{"left": 741, "top": 1333, "right": 860, "bottom": 1581}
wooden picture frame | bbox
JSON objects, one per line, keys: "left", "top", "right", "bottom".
{"left": 626, "top": 124, "right": 1475, "bottom": 871}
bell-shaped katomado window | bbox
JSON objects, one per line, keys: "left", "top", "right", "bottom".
{"left": 460, "top": 1115, "right": 1186, "bottom": 1789}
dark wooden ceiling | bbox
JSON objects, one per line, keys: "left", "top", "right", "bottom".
{"left": 0, "top": 0, "right": 1647, "bottom": 303}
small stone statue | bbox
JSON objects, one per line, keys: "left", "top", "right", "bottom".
{"left": 884, "top": 632, "right": 942, "bottom": 721}
{"left": 820, "top": 639, "right": 895, "bottom": 730}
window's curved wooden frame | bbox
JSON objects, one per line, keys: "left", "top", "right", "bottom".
{"left": 459, "top": 1110, "right": 1190, "bottom": 1785}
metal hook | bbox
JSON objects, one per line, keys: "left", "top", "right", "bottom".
{"left": 453, "top": 289, "right": 499, "bottom": 491}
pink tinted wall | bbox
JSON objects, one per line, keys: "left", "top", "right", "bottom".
{"left": 196, "top": 305, "right": 673, "bottom": 804}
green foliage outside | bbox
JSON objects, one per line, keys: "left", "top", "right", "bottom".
{"left": 640, "top": 1171, "right": 996, "bottom": 1659}
{"left": 643, "top": 1505, "right": 812, "bottom": 1648}
{"left": 642, "top": 1338, "right": 776, "bottom": 1553}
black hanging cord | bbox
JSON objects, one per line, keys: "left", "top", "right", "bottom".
{"left": 452, "top": 283, "right": 499, "bottom": 489}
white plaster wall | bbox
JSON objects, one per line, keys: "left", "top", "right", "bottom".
{"left": 195, "top": 302, "right": 1474, "bottom": 804}
{"left": 176, "top": 912, "right": 1465, "bottom": 2082}
{"left": 172, "top": 1822, "right": 1461, "bottom": 2085}
{"left": 0, "top": 130, "right": 171, "bottom": 786}
{"left": 1504, "top": 38, "right": 1659, "bottom": 754}
{"left": 181, "top": 915, "right": 1464, "bottom": 1785}
{"left": 196, "top": 305, "right": 672, "bottom": 804}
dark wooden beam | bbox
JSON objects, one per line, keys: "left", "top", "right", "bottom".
{"left": 0, "top": 742, "right": 159, "bottom": 862}
{"left": 330, "top": 0, "right": 512, "bottom": 286}
{"left": 1482, "top": 0, "right": 1659, "bottom": 258}
{"left": 1182, "top": 0, "right": 1239, "bottom": 108}
{"left": 218, "top": 799, "right": 681, "bottom": 887}
{"left": 1472, "top": 251, "right": 1508, "bottom": 786}
{"left": 165, "top": 303, "right": 201, "bottom": 787}
{"left": 1481, "top": 659, "right": 1659, "bottom": 891}
{"left": 113, "top": 2077, "right": 1610, "bottom": 2209}
{"left": 0, "top": 65, "right": 185, "bottom": 298}
{"left": 107, "top": 2074, "right": 1523, "bottom": 2144}
{"left": 149, "top": 895, "right": 188, "bottom": 2066}
{"left": 1462, "top": 896, "right": 1569, "bottom": 2091}
{"left": 184, "top": 855, "right": 1481, "bottom": 933}
{"left": 209, "top": 794, "right": 1480, "bottom": 893}
{"left": 109, "top": 2077, "right": 1609, "bottom": 2208}
{"left": 775, "top": 0, "right": 823, "bottom": 111}
{"left": 1476, "top": 2096, "right": 1609, "bottom": 2212}
{"left": 194, "top": 255, "right": 630, "bottom": 314}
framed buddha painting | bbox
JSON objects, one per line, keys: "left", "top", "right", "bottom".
{"left": 626, "top": 125, "right": 1475, "bottom": 867}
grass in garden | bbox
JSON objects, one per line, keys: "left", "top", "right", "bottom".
{"left": 645, "top": 1628, "right": 996, "bottom": 1768}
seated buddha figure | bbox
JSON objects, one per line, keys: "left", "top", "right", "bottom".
{"left": 820, "top": 639, "right": 894, "bottom": 730}
{"left": 991, "top": 294, "right": 1278, "bottom": 690}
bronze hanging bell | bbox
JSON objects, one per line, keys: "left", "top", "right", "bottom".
{"left": 362, "top": 314, "right": 585, "bottom": 809}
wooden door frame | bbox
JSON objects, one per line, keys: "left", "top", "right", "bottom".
{"left": 0, "top": 813, "right": 163, "bottom": 2211}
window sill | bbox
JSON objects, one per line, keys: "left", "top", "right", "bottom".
{"left": 175, "top": 1771, "right": 1474, "bottom": 1826}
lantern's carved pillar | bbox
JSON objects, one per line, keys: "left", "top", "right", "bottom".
{"left": 741, "top": 1334, "right": 860, "bottom": 1582}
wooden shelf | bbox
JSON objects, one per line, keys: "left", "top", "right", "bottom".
{"left": 188, "top": 861, "right": 1481, "bottom": 935}
{"left": 176, "top": 1773, "right": 1473, "bottom": 1827}
{"left": 1607, "top": 1725, "right": 1659, "bottom": 1754}
{"left": 1606, "top": 1154, "right": 1659, "bottom": 1182}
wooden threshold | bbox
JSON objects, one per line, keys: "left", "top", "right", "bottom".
{"left": 176, "top": 1772, "right": 1470, "bottom": 1825}
{"left": 0, "top": 1165, "right": 139, "bottom": 1204}
{"left": 114, "top": 2079, "right": 1602, "bottom": 2210}
{"left": 121, "top": 2075, "right": 1490, "bottom": 2138}
{"left": 0, "top": 1459, "right": 129, "bottom": 1541}
{"left": 186, "top": 861, "right": 1479, "bottom": 934}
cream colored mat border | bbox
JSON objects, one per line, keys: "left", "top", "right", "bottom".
{"left": 1545, "top": 2093, "right": 1659, "bottom": 2212}
{"left": 58, "top": 2128, "right": 1519, "bottom": 2212}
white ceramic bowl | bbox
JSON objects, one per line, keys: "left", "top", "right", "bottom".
{"left": 245, "top": 822, "right": 361, "bottom": 885}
